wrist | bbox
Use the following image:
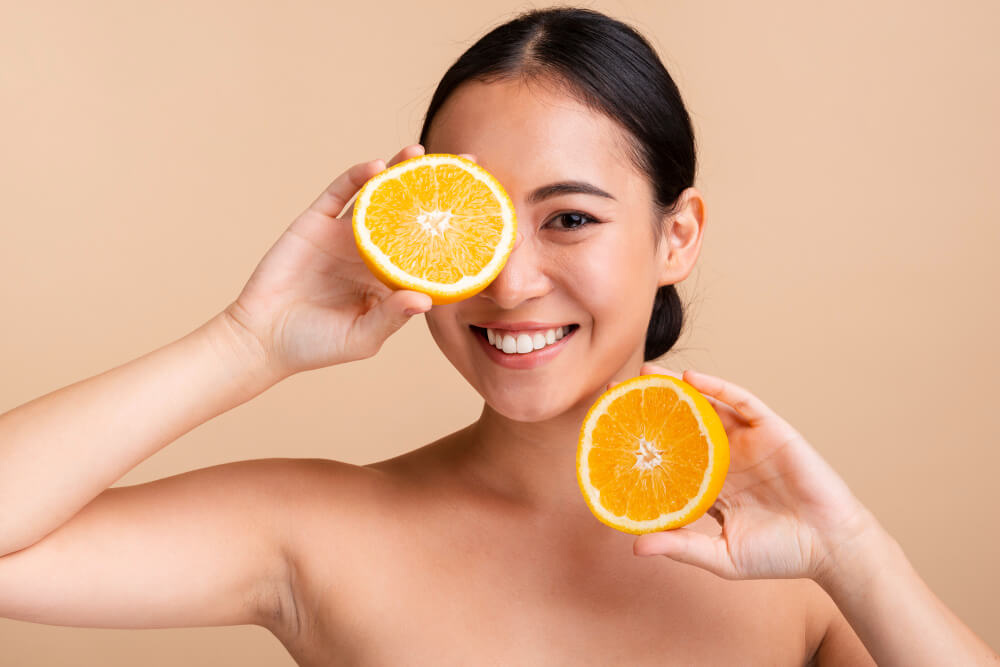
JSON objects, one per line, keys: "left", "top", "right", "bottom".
{"left": 812, "top": 504, "right": 902, "bottom": 597}
{"left": 205, "top": 307, "right": 289, "bottom": 395}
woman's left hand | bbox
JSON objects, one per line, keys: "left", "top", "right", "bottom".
{"left": 629, "top": 364, "right": 881, "bottom": 583}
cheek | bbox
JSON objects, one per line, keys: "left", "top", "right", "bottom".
{"left": 425, "top": 304, "right": 474, "bottom": 368}
{"left": 562, "top": 234, "right": 656, "bottom": 331}
{"left": 424, "top": 305, "right": 459, "bottom": 347}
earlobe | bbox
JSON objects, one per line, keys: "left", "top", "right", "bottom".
{"left": 656, "top": 186, "right": 705, "bottom": 286}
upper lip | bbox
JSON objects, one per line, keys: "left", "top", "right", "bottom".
{"left": 472, "top": 321, "right": 576, "bottom": 331}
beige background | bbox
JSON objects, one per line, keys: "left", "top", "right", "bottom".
{"left": 2, "top": 0, "right": 998, "bottom": 663}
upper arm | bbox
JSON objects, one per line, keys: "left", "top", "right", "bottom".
{"left": 810, "top": 586, "right": 878, "bottom": 666}
{"left": 0, "top": 458, "right": 303, "bottom": 632}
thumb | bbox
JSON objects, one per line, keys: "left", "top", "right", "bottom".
{"left": 355, "top": 289, "right": 432, "bottom": 343}
{"left": 633, "top": 529, "right": 738, "bottom": 579}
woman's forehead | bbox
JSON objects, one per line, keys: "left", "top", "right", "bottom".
{"left": 426, "top": 78, "right": 642, "bottom": 200}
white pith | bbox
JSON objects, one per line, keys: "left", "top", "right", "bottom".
{"left": 485, "top": 326, "right": 569, "bottom": 354}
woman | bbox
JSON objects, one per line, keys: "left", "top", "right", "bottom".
{"left": 1, "top": 6, "right": 995, "bottom": 665}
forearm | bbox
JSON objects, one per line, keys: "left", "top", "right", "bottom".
{"left": 0, "top": 309, "right": 281, "bottom": 556}
{"left": 815, "top": 509, "right": 999, "bottom": 666}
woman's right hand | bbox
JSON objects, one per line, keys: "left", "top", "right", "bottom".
{"left": 222, "top": 143, "right": 436, "bottom": 380}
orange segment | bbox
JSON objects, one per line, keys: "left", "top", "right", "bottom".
{"left": 352, "top": 154, "right": 516, "bottom": 304}
{"left": 577, "top": 374, "right": 729, "bottom": 534}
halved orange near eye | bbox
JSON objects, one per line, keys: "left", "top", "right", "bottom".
{"left": 352, "top": 153, "right": 517, "bottom": 304}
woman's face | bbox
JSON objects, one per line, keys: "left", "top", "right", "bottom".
{"left": 423, "top": 77, "right": 696, "bottom": 422}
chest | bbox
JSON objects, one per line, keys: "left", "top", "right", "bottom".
{"left": 282, "top": 526, "right": 813, "bottom": 666}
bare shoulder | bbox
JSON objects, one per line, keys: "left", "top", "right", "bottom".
{"left": 247, "top": 456, "right": 397, "bottom": 542}
{"left": 243, "top": 456, "right": 386, "bottom": 503}
{"left": 263, "top": 453, "right": 434, "bottom": 646}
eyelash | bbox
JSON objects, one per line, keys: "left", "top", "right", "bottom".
{"left": 546, "top": 211, "right": 600, "bottom": 231}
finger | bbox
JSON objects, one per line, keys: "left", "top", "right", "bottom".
{"left": 308, "top": 159, "right": 385, "bottom": 218}
{"left": 702, "top": 395, "right": 745, "bottom": 433}
{"left": 633, "top": 529, "right": 738, "bottom": 580}
{"left": 387, "top": 143, "right": 425, "bottom": 168}
{"left": 682, "top": 370, "right": 772, "bottom": 425}
{"left": 351, "top": 289, "right": 433, "bottom": 353}
{"left": 458, "top": 152, "right": 477, "bottom": 162}
{"left": 641, "top": 363, "right": 722, "bottom": 411}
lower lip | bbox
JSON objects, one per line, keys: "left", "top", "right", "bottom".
{"left": 472, "top": 327, "right": 576, "bottom": 369}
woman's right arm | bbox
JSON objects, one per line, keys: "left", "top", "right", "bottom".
{"left": 0, "top": 144, "right": 434, "bottom": 558}
{"left": 0, "top": 145, "right": 436, "bottom": 634}
{"left": 0, "top": 310, "right": 276, "bottom": 557}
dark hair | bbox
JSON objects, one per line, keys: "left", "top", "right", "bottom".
{"left": 419, "top": 6, "right": 695, "bottom": 362}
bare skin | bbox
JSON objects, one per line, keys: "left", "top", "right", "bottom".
{"left": 268, "top": 438, "right": 845, "bottom": 666}
{"left": 2, "top": 76, "right": 995, "bottom": 666}
{"left": 264, "top": 78, "right": 872, "bottom": 664}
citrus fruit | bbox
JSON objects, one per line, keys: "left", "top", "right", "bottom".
{"left": 352, "top": 153, "right": 517, "bottom": 305}
{"left": 577, "top": 374, "right": 729, "bottom": 535}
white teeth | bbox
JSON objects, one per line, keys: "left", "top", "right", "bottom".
{"left": 483, "top": 326, "right": 573, "bottom": 355}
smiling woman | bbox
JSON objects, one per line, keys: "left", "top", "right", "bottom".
{"left": 416, "top": 10, "right": 702, "bottom": 427}
{"left": 2, "top": 4, "right": 998, "bottom": 667}
{"left": 419, "top": 8, "right": 694, "bottom": 365}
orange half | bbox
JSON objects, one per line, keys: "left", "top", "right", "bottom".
{"left": 577, "top": 374, "right": 730, "bottom": 534}
{"left": 352, "top": 153, "right": 516, "bottom": 304}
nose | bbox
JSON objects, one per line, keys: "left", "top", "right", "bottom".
{"left": 477, "top": 228, "right": 552, "bottom": 309}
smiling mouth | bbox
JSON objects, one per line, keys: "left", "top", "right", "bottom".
{"left": 469, "top": 324, "right": 580, "bottom": 354}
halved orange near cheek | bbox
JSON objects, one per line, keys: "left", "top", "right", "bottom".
{"left": 577, "top": 374, "right": 730, "bottom": 534}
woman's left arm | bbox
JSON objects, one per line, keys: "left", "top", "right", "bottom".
{"left": 630, "top": 365, "right": 1000, "bottom": 667}
{"left": 811, "top": 505, "right": 999, "bottom": 666}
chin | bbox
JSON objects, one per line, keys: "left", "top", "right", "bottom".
{"left": 478, "top": 379, "right": 592, "bottom": 423}
{"left": 486, "top": 397, "right": 568, "bottom": 423}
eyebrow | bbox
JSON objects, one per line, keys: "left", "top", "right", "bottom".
{"left": 526, "top": 180, "right": 617, "bottom": 204}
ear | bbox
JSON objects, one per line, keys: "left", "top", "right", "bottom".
{"left": 655, "top": 186, "right": 705, "bottom": 286}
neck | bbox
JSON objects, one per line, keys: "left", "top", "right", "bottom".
{"left": 452, "top": 353, "right": 646, "bottom": 521}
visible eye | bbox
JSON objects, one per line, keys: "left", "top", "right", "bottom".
{"left": 546, "top": 211, "right": 600, "bottom": 231}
